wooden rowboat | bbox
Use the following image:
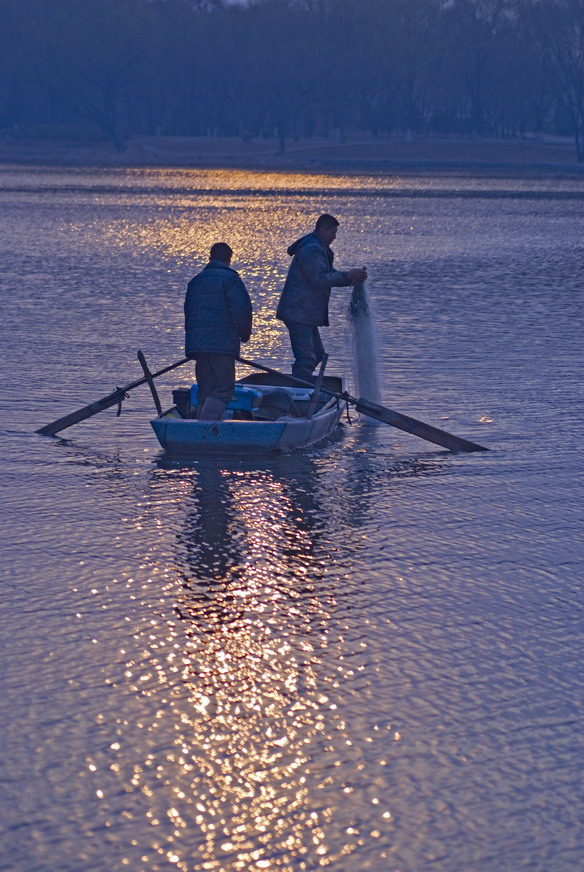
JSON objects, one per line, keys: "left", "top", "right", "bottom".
{"left": 150, "top": 373, "right": 347, "bottom": 456}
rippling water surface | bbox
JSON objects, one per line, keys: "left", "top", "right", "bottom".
{"left": 1, "top": 166, "right": 583, "bottom": 872}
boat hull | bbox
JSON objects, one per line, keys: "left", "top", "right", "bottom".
{"left": 151, "top": 399, "right": 345, "bottom": 456}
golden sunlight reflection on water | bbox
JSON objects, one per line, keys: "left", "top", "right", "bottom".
{"left": 91, "top": 175, "right": 356, "bottom": 371}
{"left": 114, "top": 168, "right": 403, "bottom": 193}
{"left": 97, "top": 465, "right": 397, "bottom": 871}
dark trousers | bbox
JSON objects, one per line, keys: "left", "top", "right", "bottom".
{"left": 191, "top": 353, "right": 235, "bottom": 408}
{"left": 284, "top": 321, "right": 325, "bottom": 380}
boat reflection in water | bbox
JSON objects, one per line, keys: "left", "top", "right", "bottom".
{"left": 116, "top": 441, "right": 446, "bottom": 871}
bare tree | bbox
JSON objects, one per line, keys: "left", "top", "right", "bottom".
{"left": 526, "top": 0, "right": 584, "bottom": 160}
{"left": 441, "top": 0, "right": 518, "bottom": 136}
{"left": 37, "top": 0, "right": 148, "bottom": 151}
{"left": 244, "top": 0, "right": 321, "bottom": 153}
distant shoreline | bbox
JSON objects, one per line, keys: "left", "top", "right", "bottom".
{"left": 1, "top": 134, "right": 583, "bottom": 176}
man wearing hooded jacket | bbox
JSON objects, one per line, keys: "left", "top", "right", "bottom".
{"left": 276, "top": 214, "right": 367, "bottom": 379}
{"left": 184, "top": 242, "right": 252, "bottom": 420}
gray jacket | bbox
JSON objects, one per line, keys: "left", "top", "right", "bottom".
{"left": 276, "top": 233, "right": 352, "bottom": 327}
{"left": 184, "top": 260, "right": 252, "bottom": 357}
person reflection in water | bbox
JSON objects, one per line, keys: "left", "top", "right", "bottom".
{"left": 185, "top": 242, "right": 253, "bottom": 420}
{"left": 173, "top": 463, "right": 243, "bottom": 628}
{"left": 276, "top": 214, "right": 367, "bottom": 380}
{"left": 173, "top": 457, "right": 325, "bottom": 631}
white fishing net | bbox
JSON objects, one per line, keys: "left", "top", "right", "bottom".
{"left": 348, "top": 281, "right": 382, "bottom": 424}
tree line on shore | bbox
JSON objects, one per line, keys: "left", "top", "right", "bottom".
{"left": 1, "top": 0, "right": 583, "bottom": 160}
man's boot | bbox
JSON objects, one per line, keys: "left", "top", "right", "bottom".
{"left": 199, "top": 398, "right": 226, "bottom": 421}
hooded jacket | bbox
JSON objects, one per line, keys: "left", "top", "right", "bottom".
{"left": 276, "top": 232, "right": 352, "bottom": 327}
{"left": 184, "top": 260, "right": 252, "bottom": 357}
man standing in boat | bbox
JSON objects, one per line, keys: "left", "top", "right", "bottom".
{"left": 276, "top": 214, "right": 367, "bottom": 379}
{"left": 184, "top": 242, "right": 252, "bottom": 420}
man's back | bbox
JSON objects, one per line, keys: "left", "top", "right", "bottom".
{"left": 276, "top": 232, "right": 351, "bottom": 327}
{"left": 185, "top": 260, "right": 252, "bottom": 357}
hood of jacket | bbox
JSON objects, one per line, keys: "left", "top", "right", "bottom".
{"left": 287, "top": 232, "right": 324, "bottom": 257}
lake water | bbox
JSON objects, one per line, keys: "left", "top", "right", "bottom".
{"left": 1, "top": 165, "right": 583, "bottom": 872}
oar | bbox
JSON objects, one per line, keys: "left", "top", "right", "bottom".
{"left": 307, "top": 353, "right": 329, "bottom": 418}
{"left": 137, "top": 350, "right": 163, "bottom": 417}
{"left": 237, "top": 356, "right": 488, "bottom": 452}
{"left": 36, "top": 353, "right": 189, "bottom": 436}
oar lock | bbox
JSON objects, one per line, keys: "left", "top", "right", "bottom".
{"left": 115, "top": 387, "right": 130, "bottom": 417}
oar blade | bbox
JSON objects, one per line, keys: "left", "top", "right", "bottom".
{"left": 36, "top": 391, "right": 125, "bottom": 436}
{"left": 237, "top": 356, "right": 489, "bottom": 453}
{"left": 356, "top": 398, "right": 488, "bottom": 452}
{"left": 36, "top": 355, "right": 190, "bottom": 437}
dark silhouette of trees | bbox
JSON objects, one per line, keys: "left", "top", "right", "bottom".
{"left": 384, "top": 0, "right": 441, "bottom": 137}
{"left": 37, "top": 0, "right": 151, "bottom": 151}
{"left": 0, "top": 0, "right": 583, "bottom": 160}
{"left": 526, "top": 0, "right": 584, "bottom": 159}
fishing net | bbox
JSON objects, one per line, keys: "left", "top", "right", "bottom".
{"left": 348, "top": 281, "right": 382, "bottom": 421}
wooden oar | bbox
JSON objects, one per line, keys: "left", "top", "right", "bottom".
{"left": 36, "top": 353, "right": 189, "bottom": 436}
{"left": 307, "top": 353, "right": 328, "bottom": 418}
{"left": 238, "top": 356, "right": 488, "bottom": 452}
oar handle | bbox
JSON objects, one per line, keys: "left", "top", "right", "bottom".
{"left": 307, "top": 353, "right": 329, "bottom": 417}
{"left": 137, "top": 350, "right": 163, "bottom": 416}
{"left": 237, "top": 357, "right": 339, "bottom": 395}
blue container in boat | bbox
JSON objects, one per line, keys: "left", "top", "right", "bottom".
{"left": 190, "top": 384, "right": 263, "bottom": 411}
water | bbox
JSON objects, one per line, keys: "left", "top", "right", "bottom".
{"left": 1, "top": 165, "right": 583, "bottom": 872}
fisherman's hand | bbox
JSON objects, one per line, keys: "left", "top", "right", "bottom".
{"left": 347, "top": 267, "right": 368, "bottom": 283}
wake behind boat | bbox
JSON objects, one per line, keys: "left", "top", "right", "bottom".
{"left": 150, "top": 372, "right": 347, "bottom": 456}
